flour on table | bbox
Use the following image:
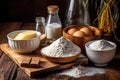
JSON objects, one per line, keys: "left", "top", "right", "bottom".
{"left": 59, "top": 65, "right": 107, "bottom": 78}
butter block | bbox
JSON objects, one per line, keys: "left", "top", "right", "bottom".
{"left": 14, "top": 31, "right": 37, "bottom": 40}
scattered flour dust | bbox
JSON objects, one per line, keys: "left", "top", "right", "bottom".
{"left": 59, "top": 65, "right": 107, "bottom": 78}
{"left": 41, "top": 37, "right": 81, "bottom": 57}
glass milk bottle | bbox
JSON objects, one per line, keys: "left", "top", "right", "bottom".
{"left": 35, "top": 17, "right": 46, "bottom": 46}
{"left": 46, "top": 5, "right": 62, "bottom": 41}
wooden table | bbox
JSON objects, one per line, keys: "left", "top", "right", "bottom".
{"left": 0, "top": 22, "right": 120, "bottom": 80}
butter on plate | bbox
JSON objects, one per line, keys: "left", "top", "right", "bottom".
{"left": 14, "top": 31, "right": 37, "bottom": 40}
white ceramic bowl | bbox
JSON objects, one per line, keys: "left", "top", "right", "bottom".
{"left": 85, "top": 40, "right": 116, "bottom": 67}
{"left": 7, "top": 30, "right": 41, "bottom": 54}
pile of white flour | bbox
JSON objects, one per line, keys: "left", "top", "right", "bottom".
{"left": 89, "top": 39, "right": 114, "bottom": 50}
{"left": 41, "top": 37, "right": 81, "bottom": 57}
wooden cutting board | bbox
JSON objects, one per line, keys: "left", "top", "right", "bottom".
{"left": 0, "top": 43, "right": 88, "bottom": 77}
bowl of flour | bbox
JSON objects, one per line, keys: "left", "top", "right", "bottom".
{"left": 41, "top": 37, "right": 81, "bottom": 63}
{"left": 85, "top": 39, "right": 116, "bottom": 67}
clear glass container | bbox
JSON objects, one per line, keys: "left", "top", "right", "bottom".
{"left": 64, "top": 0, "right": 90, "bottom": 26}
{"left": 35, "top": 17, "right": 46, "bottom": 46}
{"left": 45, "top": 5, "right": 62, "bottom": 40}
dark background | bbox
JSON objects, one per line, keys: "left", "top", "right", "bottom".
{"left": 0, "top": 0, "right": 119, "bottom": 24}
{"left": 0, "top": 0, "right": 68, "bottom": 23}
